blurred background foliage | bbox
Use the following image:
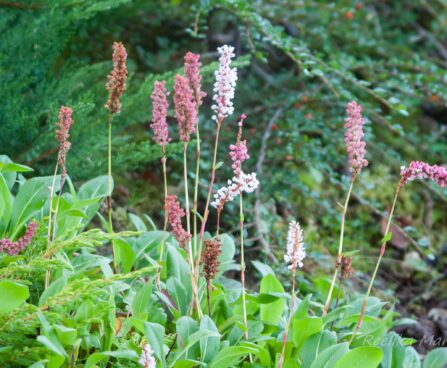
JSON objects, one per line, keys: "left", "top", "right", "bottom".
{"left": 1, "top": 0, "right": 446, "bottom": 343}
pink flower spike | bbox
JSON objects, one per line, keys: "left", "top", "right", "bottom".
{"left": 344, "top": 101, "right": 368, "bottom": 175}
{"left": 229, "top": 141, "right": 249, "bottom": 176}
{"left": 165, "top": 195, "right": 191, "bottom": 247}
{"left": 105, "top": 42, "right": 128, "bottom": 114}
{"left": 184, "top": 52, "right": 206, "bottom": 106}
{"left": 0, "top": 221, "right": 38, "bottom": 255}
{"left": 400, "top": 161, "right": 447, "bottom": 187}
{"left": 55, "top": 106, "right": 74, "bottom": 180}
{"left": 150, "top": 81, "right": 171, "bottom": 147}
{"left": 173, "top": 75, "right": 198, "bottom": 143}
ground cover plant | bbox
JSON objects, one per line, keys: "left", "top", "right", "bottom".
{"left": 1, "top": 37, "right": 447, "bottom": 368}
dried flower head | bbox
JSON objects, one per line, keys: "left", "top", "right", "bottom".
{"left": 0, "top": 221, "right": 38, "bottom": 256}
{"left": 202, "top": 237, "right": 222, "bottom": 282}
{"left": 173, "top": 75, "right": 198, "bottom": 142}
{"left": 150, "top": 81, "right": 171, "bottom": 147}
{"left": 139, "top": 344, "right": 156, "bottom": 368}
{"left": 284, "top": 220, "right": 306, "bottom": 270}
{"left": 211, "top": 172, "right": 259, "bottom": 210}
{"left": 105, "top": 42, "right": 128, "bottom": 114}
{"left": 165, "top": 195, "right": 191, "bottom": 247}
{"left": 340, "top": 256, "right": 354, "bottom": 279}
{"left": 184, "top": 52, "right": 206, "bottom": 106}
{"left": 55, "top": 106, "right": 74, "bottom": 180}
{"left": 212, "top": 45, "right": 237, "bottom": 122}
{"left": 344, "top": 101, "right": 368, "bottom": 175}
{"left": 400, "top": 161, "right": 447, "bottom": 188}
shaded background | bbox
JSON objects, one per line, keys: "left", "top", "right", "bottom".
{"left": 1, "top": 0, "right": 446, "bottom": 351}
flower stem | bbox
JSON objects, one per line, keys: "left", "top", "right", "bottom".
{"left": 278, "top": 268, "right": 296, "bottom": 368}
{"left": 323, "top": 177, "right": 355, "bottom": 315}
{"left": 156, "top": 148, "right": 168, "bottom": 288}
{"left": 239, "top": 192, "right": 249, "bottom": 340}
{"left": 108, "top": 115, "right": 113, "bottom": 233}
{"left": 45, "top": 162, "right": 59, "bottom": 289}
{"left": 193, "top": 123, "right": 201, "bottom": 258}
{"left": 196, "top": 121, "right": 222, "bottom": 280}
{"left": 184, "top": 142, "right": 202, "bottom": 318}
{"left": 349, "top": 183, "right": 401, "bottom": 344}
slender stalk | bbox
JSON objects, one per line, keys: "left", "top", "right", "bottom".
{"left": 51, "top": 178, "right": 65, "bottom": 241}
{"left": 206, "top": 279, "right": 211, "bottom": 316}
{"left": 193, "top": 124, "right": 201, "bottom": 258}
{"left": 107, "top": 115, "right": 114, "bottom": 233}
{"left": 106, "top": 114, "right": 118, "bottom": 274}
{"left": 239, "top": 192, "right": 249, "bottom": 340}
{"left": 45, "top": 162, "right": 59, "bottom": 289}
{"left": 323, "top": 177, "right": 355, "bottom": 315}
{"left": 349, "top": 183, "right": 401, "bottom": 344}
{"left": 195, "top": 121, "right": 222, "bottom": 280}
{"left": 184, "top": 142, "right": 203, "bottom": 318}
{"left": 156, "top": 148, "right": 169, "bottom": 288}
{"left": 278, "top": 269, "right": 296, "bottom": 368}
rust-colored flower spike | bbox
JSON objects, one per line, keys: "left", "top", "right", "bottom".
{"left": 202, "top": 237, "right": 222, "bottom": 282}
{"left": 340, "top": 256, "right": 354, "bottom": 279}
{"left": 55, "top": 106, "right": 73, "bottom": 180}
{"left": 105, "top": 42, "right": 128, "bottom": 114}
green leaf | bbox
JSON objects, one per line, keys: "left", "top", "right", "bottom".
{"left": 0, "top": 280, "right": 29, "bottom": 314}
{"left": 10, "top": 176, "right": 57, "bottom": 236}
{"left": 113, "top": 239, "right": 136, "bottom": 273}
{"left": 199, "top": 316, "right": 220, "bottom": 363}
{"left": 208, "top": 345, "right": 258, "bottom": 368}
{"left": 85, "top": 350, "right": 138, "bottom": 368}
{"left": 129, "top": 213, "right": 147, "bottom": 231}
{"left": 251, "top": 260, "right": 275, "bottom": 276}
{"left": 144, "top": 322, "right": 165, "bottom": 366}
{"left": 0, "top": 162, "right": 33, "bottom": 173}
{"left": 259, "top": 274, "right": 285, "bottom": 325}
{"left": 333, "top": 346, "right": 382, "bottom": 368}
{"left": 132, "top": 282, "right": 152, "bottom": 316}
{"left": 0, "top": 174, "right": 13, "bottom": 228}
{"left": 301, "top": 330, "right": 337, "bottom": 368}
{"left": 403, "top": 347, "right": 421, "bottom": 368}
{"left": 292, "top": 316, "right": 323, "bottom": 352}
{"left": 39, "top": 275, "right": 67, "bottom": 306}
{"left": 78, "top": 175, "right": 113, "bottom": 200}
{"left": 423, "top": 348, "right": 447, "bottom": 368}
{"left": 54, "top": 325, "right": 78, "bottom": 346}
{"left": 310, "top": 343, "right": 349, "bottom": 368}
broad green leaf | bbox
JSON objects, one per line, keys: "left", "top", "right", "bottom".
{"left": 259, "top": 274, "right": 285, "bottom": 325}
{"left": 132, "top": 282, "right": 152, "bottom": 316}
{"left": 176, "top": 316, "right": 200, "bottom": 360}
{"left": 301, "top": 330, "right": 337, "bottom": 368}
{"left": 10, "top": 176, "right": 58, "bottom": 236}
{"left": 129, "top": 213, "right": 147, "bottom": 231}
{"left": 423, "top": 348, "right": 447, "bottom": 368}
{"left": 208, "top": 345, "right": 258, "bottom": 368}
{"left": 144, "top": 322, "right": 165, "bottom": 366}
{"left": 334, "top": 346, "right": 382, "bottom": 368}
{"left": 54, "top": 325, "right": 77, "bottom": 346}
{"left": 84, "top": 350, "right": 138, "bottom": 368}
{"left": 403, "top": 347, "right": 421, "bottom": 368}
{"left": 292, "top": 317, "right": 323, "bottom": 352}
{"left": 0, "top": 280, "right": 29, "bottom": 314}
{"left": 310, "top": 343, "right": 349, "bottom": 368}
{"left": 0, "top": 162, "right": 33, "bottom": 173}
{"left": 251, "top": 260, "right": 275, "bottom": 276}
{"left": 113, "top": 239, "right": 136, "bottom": 273}
{"left": 78, "top": 175, "right": 113, "bottom": 200}
{"left": 200, "top": 316, "right": 220, "bottom": 363}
